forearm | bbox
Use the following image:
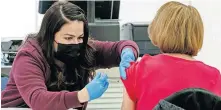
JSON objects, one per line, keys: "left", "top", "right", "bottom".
{"left": 121, "top": 103, "right": 135, "bottom": 110}
{"left": 92, "top": 40, "right": 139, "bottom": 69}
{"left": 78, "top": 88, "right": 89, "bottom": 103}
{"left": 31, "top": 90, "right": 84, "bottom": 110}
{"left": 121, "top": 88, "right": 136, "bottom": 110}
{"left": 121, "top": 101, "right": 135, "bottom": 110}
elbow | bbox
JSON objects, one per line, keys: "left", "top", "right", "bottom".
{"left": 28, "top": 90, "right": 46, "bottom": 110}
{"left": 121, "top": 40, "right": 140, "bottom": 58}
{"left": 128, "top": 40, "right": 139, "bottom": 55}
{"left": 122, "top": 40, "right": 138, "bottom": 48}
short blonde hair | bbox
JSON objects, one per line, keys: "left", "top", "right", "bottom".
{"left": 148, "top": 1, "right": 204, "bottom": 56}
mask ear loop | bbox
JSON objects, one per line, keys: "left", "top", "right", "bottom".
{"left": 54, "top": 40, "right": 59, "bottom": 52}
{"left": 54, "top": 40, "right": 59, "bottom": 44}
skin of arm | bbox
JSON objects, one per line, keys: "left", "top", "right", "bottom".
{"left": 121, "top": 88, "right": 136, "bottom": 110}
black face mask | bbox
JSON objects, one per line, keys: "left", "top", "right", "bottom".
{"left": 54, "top": 42, "right": 84, "bottom": 64}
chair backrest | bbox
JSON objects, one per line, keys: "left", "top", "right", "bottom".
{"left": 154, "top": 88, "right": 221, "bottom": 110}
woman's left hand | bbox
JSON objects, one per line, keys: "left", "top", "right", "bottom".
{"left": 119, "top": 48, "right": 136, "bottom": 80}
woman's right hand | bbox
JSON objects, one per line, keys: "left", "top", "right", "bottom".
{"left": 78, "top": 73, "right": 109, "bottom": 102}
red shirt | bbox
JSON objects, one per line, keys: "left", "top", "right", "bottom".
{"left": 121, "top": 54, "right": 221, "bottom": 110}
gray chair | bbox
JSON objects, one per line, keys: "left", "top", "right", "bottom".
{"left": 154, "top": 88, "right": 221, "bottom": 110}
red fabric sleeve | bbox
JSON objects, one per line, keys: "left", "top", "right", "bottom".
{"left": 89, "top": 40, "right": 139, "bottom": 69}
{"left": 121, "top": 61, "right": 139, "bottom": 102}
{"left": 12, "top": 50, "right": 83, "bottom": 110}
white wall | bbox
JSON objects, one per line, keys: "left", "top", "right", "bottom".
{"left": 119, "top": 0, "right": 191, "bottom": 23}
{"left": 0, "top": 0, "right": 37, "bottom": 39}
{"left": 1, "top": 0, "right": 221, "bottom": 71}
{"left": 191, "top": 0, "right": 221, "bottom": 71}
{"left": 119, "top": 0, "right": 221, "bottom": 71}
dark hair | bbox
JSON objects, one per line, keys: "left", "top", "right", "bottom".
{"left": 28, "top": 1, "right": 96, "bottom": 91}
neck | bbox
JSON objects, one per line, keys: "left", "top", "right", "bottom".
{"left": 163, "top": 53, "right": 195, "bottom": 61}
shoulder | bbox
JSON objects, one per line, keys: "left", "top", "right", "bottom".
{"left": 12, "top": 39, "right": 49, "bottom": 79}
{"left": 126, "top": 54, "right": 153, "bottom": 74}
{"left": 15, "top": 38, "right": 48, "bottom": 70}
{"left": 136, "top": 54, "right": 157, "bottom": 67}
{"left": 18, "top": 38, "right": 44, "bottom": 59}
{"left": 131, "top": 54, "right": 168, "bottom": 76}
{"left": 195, "top": 61, "right": 221, "bottom": 76}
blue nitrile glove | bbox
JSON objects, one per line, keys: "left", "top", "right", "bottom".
{"left": 86, "top": 73, "right": 109, "bottom": 101}
{"left": 119, "top": 48, "right": 136, "bottom": 80}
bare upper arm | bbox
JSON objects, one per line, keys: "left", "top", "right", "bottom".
{"left": 121, "top": 88, "right": 136, "bottom": 110}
